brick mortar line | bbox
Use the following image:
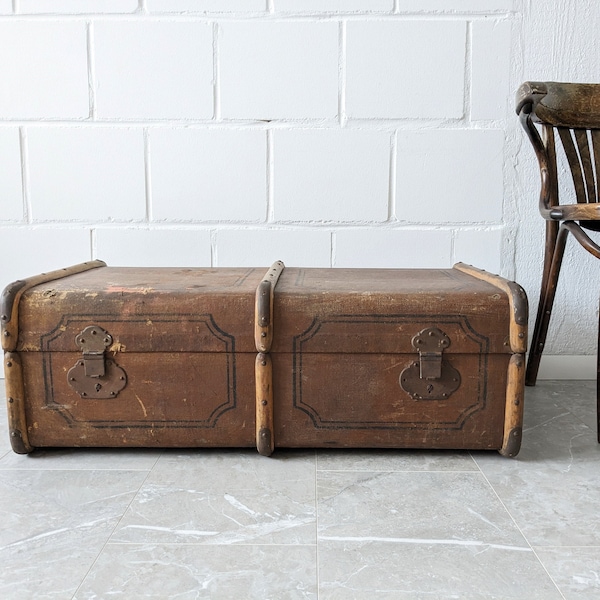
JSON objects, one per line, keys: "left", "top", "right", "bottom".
{"left": 266, "top": 129, "right": 274, "bottom": 223}
{"left": 0, "top": 121, "right": 508, "bottom": 130}
{"left": 388, "top": 130, "right": 397, "bottom": 223}
{"left": 18, "top": 127, "right": 31, "bottom": 224}
{"left": 90, "top": 228, "right": 97, "bottom": 260}
{"left": 0, "top": 13, "right": 517, "bottom": 22}
{"left": 463, "top": 20, "right": 472, "bottom": 122}
{"left": 212, "top": 22, "right": 220, "bottom": 121}
{"left": 86, "top": 20, "right": 96, "bottom": 120}
{"left": 143, "top": 128, "right": 153, "bottom": 223}
{"left": 0, "top": 223, "right": 505, "bottom": 231}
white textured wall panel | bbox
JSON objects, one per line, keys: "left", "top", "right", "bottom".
{"left": 273, "top": 130, "right": 390, "bottom": 222}
{"left": 396, "top": 130, "right": 504, "bottom": 223}
{"left": 274, "top": 0, "right": 392, "bottom": 11}
{"left": 454, "top": 229, "right": 502, "bottom": 273}
{"left": 0, "top": 129, "right": 23, "bottom": 221}
{"left": 215, "top": 229, "right": 332, "bottom": 267}
{"left": 27, "top": 127, "right": 146, "bottom": 222}
{"left": 334, "top": 230, "right": 453, "bottom": 268}
{"left": 146, "top": 0, "right": 265, "bottom": 12}
{"left": 0, "top": 21, "right": 89, "bottom": 119}
{"left": 93, "top": 22, "right": 214, "bottom": 120}
{"left": 0, "top": 228, "right": 92, "bottom": 289}
{"left": 219, "top": 21, "right": 339, "bottom": 120}
{"left": 346, "top": 21, "right": 466, "bottom": 119}
{"left": 95, "top": 228, "right": 212, "bottom": 267}
{"left": 471, "top": 20, "right": 512, "bottom": 121}
{"left": 150, "top": 128, "right": 267, "bottom": 222}
{"left": 396, "top": 0, "right": 513, "bottom": 11}
{"left": 17, "top": 1, "right": 138, "bottom": 13}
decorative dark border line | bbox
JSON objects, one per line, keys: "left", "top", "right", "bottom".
{"left": 40, "top": 313, "right": 237, "bottom": 429}
{"left": 292, "top": 314, "right": 489, "bottom": 431}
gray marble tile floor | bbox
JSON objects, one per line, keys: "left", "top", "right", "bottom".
{"left": 0, "top": 380, "right": 599, "bottom": 599}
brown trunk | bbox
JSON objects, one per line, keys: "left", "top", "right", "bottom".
{"left": 2, "top": 262, "right": 527, "bottom": 456}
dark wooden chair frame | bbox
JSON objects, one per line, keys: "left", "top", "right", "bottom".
{"left": 517, "top": 81, "right": 600, "bottom": 441}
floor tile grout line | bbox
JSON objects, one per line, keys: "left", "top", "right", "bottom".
{"left": 528, "top": 547, "right": 568, "bottom": 600}
{"left": 476, "top": 466, "right": 568, "bottom": 600}
{"left": 69, "top": 451, "right": 164, "bottom": 600}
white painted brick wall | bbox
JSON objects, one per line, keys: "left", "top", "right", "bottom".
{"left": 215, "top": 229, "right": 331, "bottom": 267}
{"left": 396, "top": 1, "right": 513, "bottom": 11}
{"left": 471, "top": 20, "right": 512, "bottom": 121}
{"left": 93, "top": 22, "right": 214, "bottom": 120}
{"left": 0, "top": 0, "right": 598, "bottom": 366}
{"left": 26, "top": 127, "right": 146, "bottom": 221}
{"left": 346, "top": 21, "right": 467, "bottom": 119}
{"left": 396, "top": 130, "right": 504, "bottom": 223}
{"left": 274, "top": 1, "right": 393, "bottom": 12}
{"left": 147, "top": 1, "right": 265, "bottom": 12}
{"left": 150, "top": 129, "right": 267, "bottom": 222}
{"left": 219, "top": 21, "right": 339, "bottom": 120}
{"left": 273, "top": 130, "right": 390, "bottom": 222}
{"left": 0, "top": 129, "right": 23, "bottom": 221}
{"left": 95, "top": 228, "right": 212, "bottom": 267}
{"left": 454, "top": 229, "right": 502, "bottom": 273}
{"left": 0, "top": 227, "right": 91, "bottom": 285}
{"left": 334, "top": 230, "right": 453, "bottom": 269}
{"left": 0, "top": 21, "right": 89, "bottom": 119}
{"left": 17, "top": 1, "right": 138, "bottom": 14}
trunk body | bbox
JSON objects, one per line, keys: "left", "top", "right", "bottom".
{"left": 2, "top": 262, "right": 527, "bottom": 457}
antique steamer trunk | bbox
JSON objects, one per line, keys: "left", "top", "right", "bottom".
{"left": 2, "top": 261, "right": 527, "bottom": 457}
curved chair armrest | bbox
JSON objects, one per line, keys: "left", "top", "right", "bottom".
{"left": 516, "top": 83, "right": 554, "bottom": 212}
{"left": 542, "top": 203, "right": 600, "bottom": 221}
{"left": 517, "top": 81, "right": 600, "bottom": 128}
{"left": 515, "top": 81, "right": 548, "bottom": 118}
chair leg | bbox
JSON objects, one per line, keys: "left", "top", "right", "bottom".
{"left": 526, "top": 221, "right": 569, "bottom": 386}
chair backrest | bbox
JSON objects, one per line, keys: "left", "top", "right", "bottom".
{"left": 516, "top": 81, "right": 600, "bottom": 222}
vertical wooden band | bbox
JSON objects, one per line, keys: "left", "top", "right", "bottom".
{"left": 5, "top": 352, "right": 32, "bottom": 454}
{"left": 254, "top": 261, "right": 285, "bottom": 456}
{"left": 255, "top": 353, "right": 274, "bottom": 456}
{"left": 499, "top": 353, "right": 525, "bottom": 457}
{"left": 254, "top": 260, "right": 285, "bottom": 353}
{"left": 1, "top": 261, "right": 106, "bottom": 455}
{"left": 452, "top": 263, "right": 528, "bottom": 458}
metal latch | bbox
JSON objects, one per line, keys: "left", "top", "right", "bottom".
{"left": 67, "top": 326, "right": 127, "bottom": 399}
{"left": 414, "top": 327, "right": 449, "bottom": 379}
{"left": 76, "top": 325, "right": 112, "bottom": 377}
{"left": 399, "top": 327, "right": 461, "bottom": 400}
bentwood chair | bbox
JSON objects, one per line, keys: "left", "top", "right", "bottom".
{"left": 516, "top": 81, "right": 600, "bottom": 441}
